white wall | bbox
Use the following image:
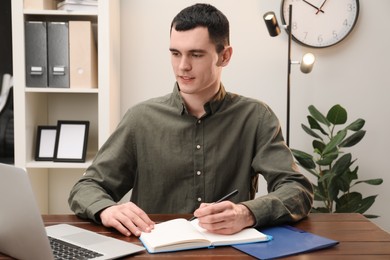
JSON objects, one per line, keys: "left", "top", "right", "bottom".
{"left": 120, "top": 0, "right": 390, "bottom": 232}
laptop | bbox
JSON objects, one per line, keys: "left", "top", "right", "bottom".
{"left": 0, "top": 163, "right": 145, "bottom": 259}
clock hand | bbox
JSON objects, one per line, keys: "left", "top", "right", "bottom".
{"left": 316, "top": 0, "right": 328, "bottom": 14}
{"left": 302, "top": 0, "right": 325, "bottom": 14}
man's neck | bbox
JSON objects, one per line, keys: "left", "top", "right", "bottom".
{"left": 180, "top": 85, "right": 221, "bottom": 118}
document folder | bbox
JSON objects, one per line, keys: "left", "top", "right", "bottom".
{"left": 69, "top": 21, "right": 98, "bottom": 88}
{"left": 233, "top": 225, "right": 339, "bottom": 259}
{"left": 25, "top": 21, "right": 48, "bottom": 87}
{"left": 47, "top": 21, "right": 70, "bottom": 88}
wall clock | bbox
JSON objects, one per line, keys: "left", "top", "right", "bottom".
{"left": 281, "top": 0, "right": 359, "bottom": 48}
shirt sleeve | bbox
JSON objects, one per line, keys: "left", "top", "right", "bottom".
{"left": 241, "top": 104, "right": 314, "bottom": 227}
{"left": 68, "top": 110, "right": 137, "bottom": 223}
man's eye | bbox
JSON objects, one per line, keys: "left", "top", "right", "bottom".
{"left": 171, "top": 52, "right": 180, "bottom": 57}
{"left": 192, "top": 53, "right": 203, "bottom": 58}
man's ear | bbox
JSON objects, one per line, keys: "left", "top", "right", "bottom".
{"left": 218, "top": 46, "right": 233, "bottom": 67}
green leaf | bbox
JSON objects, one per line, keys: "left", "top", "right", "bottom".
{"left": 327, "top": 104, "right": 347, "bottom": 125}
{"left": 308, "top": 116, "right": 328, "bottom": 135}
{"left": 328, "top": 175, "right": 340, "bottom": 201}
{"left": 354, "top": 178, "right": 383, "bottom": 185}
{"left": 355, "top": 195, "right": 377, "bottom": 214}
{"left": 312, "top": 140, "right": 325, "bottom": 153}
{"left": 363, "top": 214, "right": 379, "bottom": 219}
{"left": 339, "top": 130, "right": 366, "bottom": 148}
{"left": 302, "top": 124, "right": 323, "bottom": 140}
{"left": 291, "top": 149, "right": 316, "bottom": 169}
{"left": 311, "top": 207, "right": 331, "bottom": 213}
{"left": 346, "top": 118, "right": 365, "bottom": 131}
{"left": 322, "top": 130, "right": 347, "bottom": 155}
{"left": 340, "top": 166, "right": 358, "bottom": 189}
{"left": 336, "top": 192, "right": 362, "bottom": 212}
{"left": 308, "top": 105, "right": 330, "bottom": 127}
{"left": 336, "top": 193, "right": 377, "bottom": 214}
{"left": 316, "top": 152, "right": 338, "bottom": 166}
{"left": 332, "top": 153, "right": 352, "bottom": 175}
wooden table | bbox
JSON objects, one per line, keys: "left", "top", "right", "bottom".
{"left": 1, "top": 213, "right": 389, "bottom": 259}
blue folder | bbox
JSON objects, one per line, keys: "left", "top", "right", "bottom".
{"left": 233, "top": 225, "right": 339, "bottom": 259}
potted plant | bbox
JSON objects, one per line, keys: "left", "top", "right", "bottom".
{"left": 292, "top": 104, "right": 383, "bottom": 218}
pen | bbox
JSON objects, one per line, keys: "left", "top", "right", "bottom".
{"left": 188, "top": 189, "right": 239, "bottom": 221}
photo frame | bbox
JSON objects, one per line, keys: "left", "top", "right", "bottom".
{"left": 35, "top": 126, "right": 57, "bottom": 161}
{"left": 53, "top": 120, "right": 89, "bottom": 162}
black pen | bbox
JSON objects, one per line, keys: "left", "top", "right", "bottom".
{"left": 188, "top": 189, "right": 239, "bottom": 221}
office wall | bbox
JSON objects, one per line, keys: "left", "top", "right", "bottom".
{"left": 120, "top": 0, "right": 390, "bottom": 232}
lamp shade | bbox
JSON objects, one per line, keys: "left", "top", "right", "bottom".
{"left": 300, "top": 53, "right": 316, "bottom": 74}
{"left": 263, "top": 12, "right": 280, "bottom": 37}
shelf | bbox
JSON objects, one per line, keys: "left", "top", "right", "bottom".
{"left": 25, "top": 87, "right": 98, "bottom": 94}
{"left": 26, "top": 153, "right": 95, "bottom": 169}
{"left": 12, "top": 0, "right": 120, "bottom": 214}
{"left": 24, "top": 9, "right": 98, "bottom": 16}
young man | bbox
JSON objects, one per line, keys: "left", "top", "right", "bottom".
{"left": 69, "top": 3, "right": 313, "bottom": 237}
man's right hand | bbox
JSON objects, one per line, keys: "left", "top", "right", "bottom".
{"left": 99, "top": 202, "right": 155, "bottom": 237}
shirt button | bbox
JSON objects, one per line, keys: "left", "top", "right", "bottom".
{"left": 196, "top": 144, "right": 201, "bottom": 149}
{"left": 197, "top": 120, "right": 202, "bottom": 124}
{"left": 197, "top": 197, "right": 202, "bottom": 202}
{"left": 196, "top": 171, "right": 201, "bottom": 176}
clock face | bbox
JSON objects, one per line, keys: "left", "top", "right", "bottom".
{"left": 281, "top": 0, "right": 359, "bottom": 48}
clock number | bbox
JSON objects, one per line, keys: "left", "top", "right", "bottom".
{"left": 317, "top": 34, "right": 323, "bottom": 44}
{"left": 292, "top": 22, "right": 298, "bottom": 31}
{"left": 343, "top": 19, "right": 349, "bottom": 27}
{"left": 347, "top": 3, "right": 353, "bottom": 12}
{"left": 332, "top": 30, "right": 338, "bottom": 39}
{"left": 303, "top": 31, "right": 308, "bottom": 40}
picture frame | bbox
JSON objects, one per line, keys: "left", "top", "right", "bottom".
{"left": 35, "top": 126, "right": 57, "bottom": 161}
{"left": 53, "top": 120, "right": 89, "bottom": 162}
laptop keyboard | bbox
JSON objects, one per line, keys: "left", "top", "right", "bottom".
{"left": 49, "top": 236, "right": 103, "bottom": 259}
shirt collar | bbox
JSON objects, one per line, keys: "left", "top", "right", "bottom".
{"left": 171, "top": 82, "right": 227, "bottom": 116}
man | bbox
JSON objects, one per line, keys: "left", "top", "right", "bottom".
{"left": 69, "top": 3, "right": 313, "bottom": 237}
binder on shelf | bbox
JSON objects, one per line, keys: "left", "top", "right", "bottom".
{"left": 25, "top": 21, "right": 48, "bottom": 88}
{"left": 24, "top": 0, "right": 56, "bottom": 10}
{"left": 47, "top": 21, "right": 70, "bottom": 88}
{"left": 69, "top": 21, "right": 98, "bottom": 89}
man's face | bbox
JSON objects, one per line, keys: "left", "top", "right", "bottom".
{"left": 169, "top": 27, "right": 224, "bottom": 97}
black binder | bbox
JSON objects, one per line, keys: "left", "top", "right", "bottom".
{"left": 47, "top": 21, "right": 69, "bottom": 88}
{"left": 25, "top": 21, "right": 48, "bottom": 87}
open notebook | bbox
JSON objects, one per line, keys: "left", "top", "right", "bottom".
{"left": 0, "top": 163, "right": 145, "bottom": 260}
{"left": 140, "top": 218, "right": 271, "bottom": 253}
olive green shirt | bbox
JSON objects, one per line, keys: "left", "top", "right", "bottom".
{"left": 69, "top": 83, "right": 313, "bottom": 227}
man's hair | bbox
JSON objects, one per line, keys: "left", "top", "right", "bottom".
{"left": 170, "top": 3, "right": 230, "bottom": 53}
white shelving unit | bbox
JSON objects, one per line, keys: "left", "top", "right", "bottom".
{"left": 11, "top": 0, "right": 120, "bottom": 213}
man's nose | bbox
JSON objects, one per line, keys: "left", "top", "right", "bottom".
{"left": 179, "top": 56, "right": 191, "bottom": 71}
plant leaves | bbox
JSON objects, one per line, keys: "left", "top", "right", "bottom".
{"left": 339, "top": 130, "right": 366, "bottom": 148}
{"left": 328, "top": 175, "right": 340, "bottom": 201}
{"left": 308, "top": 116, "right": 328, "bottom": 135}
{"left": 355, "top": 195, "right": 377, "bottom": 214}
{"left": 354, "top": 178, "right": 383, "bottom": 185}
{"left": 313, "top": 140, "right": 325, "bottom": 154}
{"left": 327, "top": 104, "right": 347, "bottom": 125}
{"left": 302, "top": 124, "right": 323, "bottom": 140}
{"left": 346, "top": 118, "right": 365, "bottom": 131}
{"left": 332, "top": 153, "right": 352, "bottom": 175}
{"left": 316, "top": 152, "right": 338, "bottom": 166}
{"left": 336, "top": 192, "right": 362, "bottom": 212}
{"left": 340, "top": 166, "right": 358, "bottom": 190}
{"left": 311, "top": 207, "right": 330, "bottom": 213}
{"left": 363, "top": 214, "right": 379, "bottom": 219}
{"left": 291, "top": 149, "right": 316, "bottom": 169}
{"left": 322, "top": 130, "right": 347, "bottom": 155}
{"left": 308, "top": 105, "right": 330, "bottom": 127}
